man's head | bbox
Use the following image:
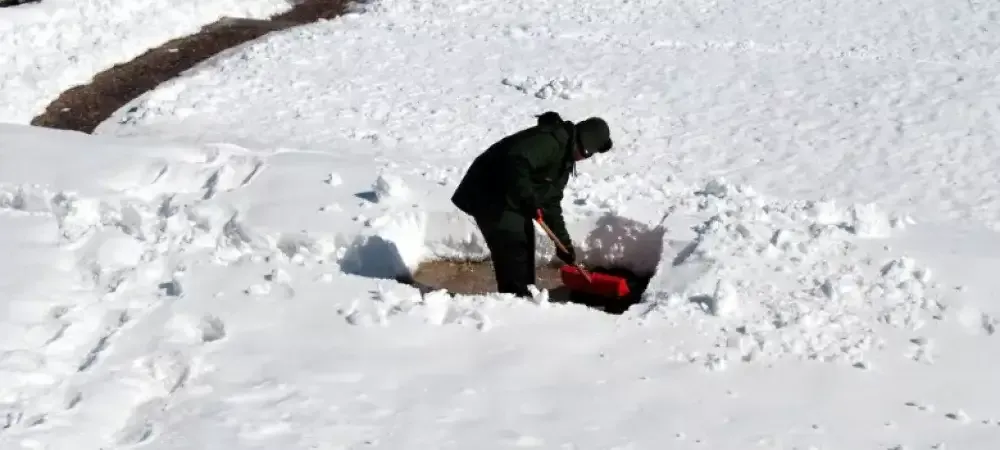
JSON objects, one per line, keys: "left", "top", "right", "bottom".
{"left": 574, "top": 117, "right": 613, "bottom": 161}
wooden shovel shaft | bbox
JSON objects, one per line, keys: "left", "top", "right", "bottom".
{"left": 533, "top": 218, "right": 592, "bottom": 283}
{"left": 534, "top": 218, "right": 569, "bottom": 254}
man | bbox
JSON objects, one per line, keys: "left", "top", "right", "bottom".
{"left": 451, "top": 111, "right": 614, "bottom": 298}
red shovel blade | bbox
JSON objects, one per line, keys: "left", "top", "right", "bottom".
{"left": 559, "top": 265, "right": 630, "bottom": 298}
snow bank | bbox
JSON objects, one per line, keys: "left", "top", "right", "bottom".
{"left": 334, "top": 174, "right": 935, "bottom": 365}
{"left": 339, "top": 209, "right": 488, "bottom": 280}
{"left": 339, "top": 207, "right": 671, "bottom": 283}
{"left": 632, "top": 178, "right": 937, "bottom": 368}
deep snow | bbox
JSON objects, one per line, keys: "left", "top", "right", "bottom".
{"left": 2, "top": 123, "right": 1000, "bottom": 449}
{"left": 2, "top": 0, "right": 1000, "bottom": 448}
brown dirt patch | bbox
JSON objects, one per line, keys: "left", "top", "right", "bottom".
{"left": 407, "top": 259, "right": 566, "bottom": 297}
{"left": 1, "top": 0, "right": 41, "bottom": 7}
{"left": 30, "top": 0, "right": 357, "bottom": 133}
{"left": 402, "top": 259, "right": 651, "bottom": 315}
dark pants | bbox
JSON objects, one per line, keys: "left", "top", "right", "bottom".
{"left": 474, "top": 216, "right": 535, "bottom": 298}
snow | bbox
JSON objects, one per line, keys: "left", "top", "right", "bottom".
{"left": 0, "top": 0, "right": 292, "bottom": 124}
{"left": 2, "top": 0, "right": 1000, "bottom": 448}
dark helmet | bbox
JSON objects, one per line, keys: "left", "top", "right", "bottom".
{"left": 576, "top": 117, "right": 613, "bottom": 154}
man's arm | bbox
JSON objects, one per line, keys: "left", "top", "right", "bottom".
{"left": 503, "top": 134, "right": 559, "bottom": 215}
{"left": 540, "top": 199, "right": 573, "bottom": 254}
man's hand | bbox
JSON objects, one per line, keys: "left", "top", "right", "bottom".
{"left": 555, "top": 246, "right": 576, "bottom": 265}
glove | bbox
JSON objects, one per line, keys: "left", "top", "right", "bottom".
{"left": 521, "top": 202, "right": 539, "bottom": 219}
{"left": 555, "top": 246, "right": 576, "bottom": 265}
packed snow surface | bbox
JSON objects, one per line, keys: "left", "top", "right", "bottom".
{"left": 3, "top": 0, "right": 1000, "bottom": 448}
{"left": 100, "top": 0, "right": 1000, "bottom": 229}
{"left": 0, "top": 0, "right": 292, "bottom": 124}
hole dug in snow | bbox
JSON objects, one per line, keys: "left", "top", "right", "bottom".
{"left": 340, "top": 211, "right": 664, "bottom": 315}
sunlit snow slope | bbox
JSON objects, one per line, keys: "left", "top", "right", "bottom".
{"left": 1, "top": 0, "right": 1000, "bottom": 448}
{"left": 98, "top": 0, "right": 1000, "bottom": 227}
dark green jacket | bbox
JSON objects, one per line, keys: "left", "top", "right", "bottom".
{"left": 451, "top": 116, "right": 576, "bottom": 247}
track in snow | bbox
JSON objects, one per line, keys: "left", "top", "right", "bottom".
{"left": 30, "top": 0, "right": 357, "bottom": 133}
{"left": 0, "top": 144, "right": 269, "bottom": 448}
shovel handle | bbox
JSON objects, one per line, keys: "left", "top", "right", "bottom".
{"left": 533, "top": 217, "right": 592, "bottom": 283}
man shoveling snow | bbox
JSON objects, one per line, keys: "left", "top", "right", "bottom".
{"left": 451, "top": 111, "right": 614, "bottom": 298}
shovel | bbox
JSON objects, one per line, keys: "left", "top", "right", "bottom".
{"left": 533, "top": 214, "right": 631, "bottom": 298}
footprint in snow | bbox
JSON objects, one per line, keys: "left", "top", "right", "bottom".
{"left": 324, "top": 172, "right": 343, "bottom": 186}
{"left": 26, "top": 320, "right": 70, "bottom": 347}
{"left": 114, "top": 398, "right": 166, "bottom": 446}
{"left": 77, "top": 334, "right": 111, "bottom": 372}
{"left": 245, "top": 268, "right": 294, "bottom": 298}
{"left": 0, "top": 349, "right": 46, "bottom": 373}
{"left": 982, "top": 313, "right": 996, "bottom": 335}
{"left": 238, "top": 421, "right": 294, "bottom": 441}
{"left": 64, "top": 390, "right": 83, "bottom": 409}
{"left": 198, "top": 315, "right": 226, "bottom": 343}
{"left": 945, "top": 410, "right": 971, "bottom": 423}
{"left": 165, "top": 314, "right": 227, "bottom": 345}
{"left": 138, "top": 350, "right": 191, "bottom": 395}
{"left": 76, "top": 309, "right": 130, "bottom": 372}
{"left": 905, "top": 401, "right": 935, "bottom": 413}
{"left": 224, "top": 380, "right": 300, "bottom": 407}
{"left": 905, "top": 337, "right": 934, "bottom": 364}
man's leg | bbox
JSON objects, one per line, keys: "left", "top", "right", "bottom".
{"left": 476, "top": 216, "right": 535, "bottom": 297}
{"left": 520, "top": 216, "right": 537, "bottom": 290}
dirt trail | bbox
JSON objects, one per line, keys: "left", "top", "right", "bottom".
{"left": 30, "top": 0, "right": 354, "bottom": 133}
{"left": 1, "top": 0, "right": 42, "bottom": 8}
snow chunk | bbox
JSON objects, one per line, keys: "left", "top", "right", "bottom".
{"left": 76, "top": 229, "right": 147, "bottom": 293}
{"left": 501, "top": 74, "right": 589, "bottom": 100}
{"left": 95, "top": 234, "right": 145, "bottom": 272}
{"left": 324, "top": 172, "right": 343, "bottom": 186}
{"left": 809, "top": 199, "right": 913, "bottom": 237}
{"left": 341, "top": 210, "right": 428, "bottom": 279}
{"left": 341, "top": 210, "right": 488, "bottom": 280}
{"left": 708, "top": 280, "right": 739, "bottom": 317}
{"left": 422, "top": 289, "right": 453, "bottom": 325}
{"left": 848, "top": 202, "right": 904, "bottom": 237}
{"left": 0, "top": 184, "right": 51, "bottom": 212}
{"left": 338, "top": 282, "right": 491, "bottom": 330}
{"left": 372, "top": 172, "right": 409, "bottom": 202}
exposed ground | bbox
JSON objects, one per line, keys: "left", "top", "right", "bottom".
{"left": 29, "top": 0, "right": 354, "bottom": 133}
{"left": 409, "top": 259, "right": 566, "bottom": 296}
{"left": 406, "top": 259, "right": 648, "bottom": 314}
{"left": 0, "top": 0, "right": 41, "bottom": 8}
